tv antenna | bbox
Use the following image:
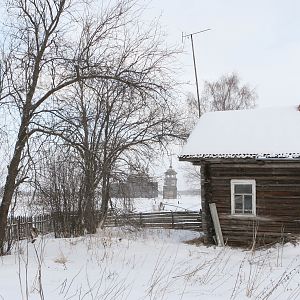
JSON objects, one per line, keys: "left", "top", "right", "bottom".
{"left": 182, "top": 28, "right": 211, "bottom": 118}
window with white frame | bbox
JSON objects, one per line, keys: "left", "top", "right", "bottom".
{"left": 231, "top": 179, "right": 256, "bottom": 215}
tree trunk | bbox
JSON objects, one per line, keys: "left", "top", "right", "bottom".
{"left": 83, "top": 181, "right": 96, "bottom": 234}
{"left": 0, "top": 115, "right": 29, "bottom": 254}
{"left": 99, "top": 175, "right": 110, "bottom": 229}
{"left": 0, "top": 143, "right": 26, "bottom": 254}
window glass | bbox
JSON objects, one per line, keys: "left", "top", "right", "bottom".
{"left": 234, "top": 184, "right": 252, "bottom": 194}
{"left": 234, "top": 195, "right": 243, "bottom": 213}
{"left": 244, "top": 195, "right": 253, "bottom": 213}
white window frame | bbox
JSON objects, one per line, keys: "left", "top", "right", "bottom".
{"left": 230, "top": 179, "right": 256, "bottom": 216}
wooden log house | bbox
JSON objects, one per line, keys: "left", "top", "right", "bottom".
{"left": 179, "top": 105, "right": 300, "bottom": 247}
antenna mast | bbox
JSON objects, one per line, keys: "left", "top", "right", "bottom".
{"left": 182, "top": 28, "right": 211, "bottom": 118}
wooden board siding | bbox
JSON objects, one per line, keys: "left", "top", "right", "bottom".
{"left": 202, "top": 160, "right": 300, "bottom": 247}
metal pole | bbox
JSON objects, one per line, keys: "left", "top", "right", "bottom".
{"left": 183, "top": 29, "right": 211, "bottom": 118}
{"left": 190, "top": 34, "right": 201, "bottom": 118}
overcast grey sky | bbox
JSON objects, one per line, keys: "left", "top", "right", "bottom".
{"left": 148, "top": 0, "right": 300, "bottom": 108}
{"left": 1, "top": 0, "right": 299, "bottom": 189}
{"left": 145, "top": 0, "right": 300, "bottom": 188}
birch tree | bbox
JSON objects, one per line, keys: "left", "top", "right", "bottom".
{"left": 187, "top": 73, "right": 257, "bottom": 119}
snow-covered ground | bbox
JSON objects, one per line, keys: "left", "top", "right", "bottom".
{"left": 11, "top": 194, "right": 201, "bottom": 217}
{"left": 113, "top": 194, "right": 201, "bottom": 213}
{"left": 1, "top": 228, "right": 300, "bottom": 299}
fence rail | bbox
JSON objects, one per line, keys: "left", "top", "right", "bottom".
{"left": 5, "top": 210, "right": 202, "bottom": 244}
{"left": 105, "top": 211, "right": 202, "bottom": 231}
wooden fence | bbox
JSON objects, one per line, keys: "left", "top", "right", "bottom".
{"left": 5, "top": 211, "right": 202, "bottom": 244}
{"left": 6, "top": 214, "right": 53, "bottom": 242}
{"left": 105, "top": 211, "right": 202, "bottom": 231}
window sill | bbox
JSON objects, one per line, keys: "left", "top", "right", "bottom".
{"left": 228, "top": 214, "right": 270, "bottom": 221}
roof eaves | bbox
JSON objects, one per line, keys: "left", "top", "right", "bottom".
{"left": 179, "top": 152, "right": 300, "bottom": 160}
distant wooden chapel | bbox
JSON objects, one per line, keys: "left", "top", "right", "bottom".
{"left": 163, "top": 166, "right": 177, "bottom": 199}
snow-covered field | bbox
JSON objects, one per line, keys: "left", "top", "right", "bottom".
{"left": 113, "top": 195, "right": 201, "bottom": 213}
{"left": 1, "top": 228, "right": 300, "bottom": 300}
{"left": 11, "top": 195, "right": 201, "bottom": 217}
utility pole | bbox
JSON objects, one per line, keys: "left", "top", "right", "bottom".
{"left": 183, "top": 29, "right": 211, "bottom": 118}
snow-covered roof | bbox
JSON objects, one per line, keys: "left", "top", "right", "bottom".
{"left": 180, "top": 105, "right": 300, "bottom": 160}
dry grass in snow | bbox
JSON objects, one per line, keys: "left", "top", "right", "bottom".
{"left": 0, "top": 228, "right": 300, "bottom": 299}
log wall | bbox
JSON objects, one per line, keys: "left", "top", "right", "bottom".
{"left": 202, "top": 160, "right": 300, "bottom": 247}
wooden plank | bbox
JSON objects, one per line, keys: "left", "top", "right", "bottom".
{"left": 209, "top": 203, "right": 224, "bottom": 247}
{"left": 104, "top": 211, "right": 202, "bottom": 231}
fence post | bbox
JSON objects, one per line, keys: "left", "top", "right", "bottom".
{"left": 171, "top": 211, "right": 174, "bottom": 229}
{"left": 42, "top": 215, "right": 44, "bottom": 234}
{"left": 139, "top": 213, "right": 143, "bottom": 226}
{"left": 17, "top": 216, "right": 21, "bottom": 240}
{"left": 28, "top": 216, "right": 32, "bottom": 237}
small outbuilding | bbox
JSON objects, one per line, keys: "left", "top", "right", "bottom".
{"left": 179, "top": 105, "right": 300, "bottom": 247}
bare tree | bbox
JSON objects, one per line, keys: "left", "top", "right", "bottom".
{"left": 187, "top": 73, "right": 257, "bottom": 119}
{"left": 36, "top": 75, "right": 183, "bottom": 233}
{"left": 36, "top": 146, "right": 84, "bottom": 237}
{"left": 0, "top": 0, "right": 181, "bottom": 253}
